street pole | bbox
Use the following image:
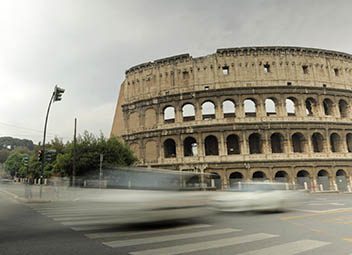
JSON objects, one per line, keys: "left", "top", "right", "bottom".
{"left": 72, "top": 118, "right": 77, "bottom": 187}
{"left": 40, "top": 92, "right": 55, "bottom": 198}
{"left": 99, "top": 153, "right": 103, "bottom": 189}
{"left": 40, "top": 85, "right": 65, "bottom": 198}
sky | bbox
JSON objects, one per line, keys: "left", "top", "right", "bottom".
{"left": 1, "top": 0, "right": 352, "bottom": 144}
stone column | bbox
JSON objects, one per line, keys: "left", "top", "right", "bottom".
{"left": 197, "top": 132, "right": 204, "bottom": 156}
{"left": 158, "top": 106, "right": 164, "bottom": 125}
{"left": 276, "top": 99, "right": 285, "bottom": 117}
{"left": 242, "top": 132, "right": 248, "bottom": 155}
{"left": 175, "top": 102, "right": 182, "bottom": 124}
{"left": 176, "top": 136, "right": 183, "bottom": 159}
{"left": 237, "top": 100, "right": 245, "bottom": 118}
{"left": 195, "top": 100, "right": 202, "bottom": 121}
{"left": 306, "top": 132, "right": 313, "bottom": 155}
{"left": 215, "top": 99, "right": 222, "bottom": 119}
{"left": 263, "top": 131, "right": 270, "bottom": 154}
{"left": 257, "top": 101, "right": 266, "bottom": 118}
{"left": 325, "top": 129, "right": 331, "bottom": 154}
{"left": 219, "top": 133, "right": 226, "bottom": 155}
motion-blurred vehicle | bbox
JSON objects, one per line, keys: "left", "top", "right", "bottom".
{"left": 211, "top": 182, "right": 305, "bottom": 212}
{"left": 74, "top": 167, "right": 212, "bottom": 224}
{"left": 0, "top": 178, "right": 12, "bottom": 184}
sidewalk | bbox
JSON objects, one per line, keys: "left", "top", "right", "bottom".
{"left": 0, "top": 183, "right": 68, "bottom": 203}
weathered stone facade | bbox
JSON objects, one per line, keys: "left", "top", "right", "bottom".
{"left": 111, "top": 46, "right": 352, "bottom": 191}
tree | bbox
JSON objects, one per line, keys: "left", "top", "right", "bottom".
{"left": 0, "top": 137, "right": 34, "bottom": 150}
{"left": 0, "top": 149, "right": 10, "bottom": 163}
{"left": 4, "top": 151, "right": 29, "bottom": 177}
{"left": 53, "top": 132, "right": 137, "bottom": 176}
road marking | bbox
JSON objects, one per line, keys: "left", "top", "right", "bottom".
{"left": 62, "top": 218, "right": 133, "bottom": 226}
{"left": 235, "top": 239, "right": 330, "bottom": 255}
{"left": 330, "top": 202, "right": 345, "bottom": 206}
{"left": 281, "top": 208, "right": 352, "bottom": 220}
{"left": 103, "top": 228, "right": 240, "bottom": 248}
{"left": 71, "top": 225, "right": 115, "bottom": 231}
{"left": 129, "top": 233, "right": 278, "bottom": 255}
{"left": 85, "top": 224, "right": 212, "bottom": 239}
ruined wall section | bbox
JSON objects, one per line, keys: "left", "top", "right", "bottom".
{"left": 123, "top": 47, "right": 352, "bottom": 105}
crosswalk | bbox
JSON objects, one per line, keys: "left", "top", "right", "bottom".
{"left": 28, "top": 203, "right": 331, "bottom": 255}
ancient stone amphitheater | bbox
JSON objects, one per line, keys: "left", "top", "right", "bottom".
{"left": 111, "top": 46, "right": 352, "bottom": 191}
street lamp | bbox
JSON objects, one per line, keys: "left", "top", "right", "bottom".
{"left": 40, "top": 85, "right": 65, "bottom": 198}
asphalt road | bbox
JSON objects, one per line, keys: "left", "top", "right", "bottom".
{"left": 1, "top": 186, "right": 352, "bottom": 255}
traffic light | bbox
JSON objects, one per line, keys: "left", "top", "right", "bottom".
{"left": 22, "top": 156, "right": 29, "bottom": 166}
{"left": 53, "top": 85, "right": 65, "bottom": 102}
{"left": 45, "top": 149, "right": 56, "bottom": 162}
{"left": 38, "top": 150, "right": 43, "bottom": 162}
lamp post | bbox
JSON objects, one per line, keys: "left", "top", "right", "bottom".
{"left": 40, "top": 85, "right": 65, "bottom": 198}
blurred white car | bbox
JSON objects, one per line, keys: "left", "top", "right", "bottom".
{"left": 70, "top": 167, "right": 212, "bottom": 224}
{"left": 211, "top": 182, "right": 305, "bottom": 212}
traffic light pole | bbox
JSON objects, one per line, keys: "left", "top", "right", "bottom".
{"left": 40, "top": 92, "right": 55, "bottom": 198}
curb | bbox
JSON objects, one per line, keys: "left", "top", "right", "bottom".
{"left": 0, "top": 189, "right": 52, "bottom": 203}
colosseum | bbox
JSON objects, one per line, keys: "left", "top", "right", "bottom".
{"left": 111, "top": 46, "right": 352, "bottom": 192}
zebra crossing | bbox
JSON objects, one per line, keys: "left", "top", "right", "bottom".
{"left": 28, "top": 203, "right": 331, "bottom": 255}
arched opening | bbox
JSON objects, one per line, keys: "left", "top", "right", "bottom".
{"left": 292, "top": 133, "right": 305, "bottom": 153}
{"left": 163, "top": 139, "right": 176, "bottom": 158}
{"left": 317, "top": 170, "right": 330, "bottom": 191}
{"left": 163, "top": 106, "right": 175, "bottom": 123}
{"left": 305, "top": 98, "right": 317, "bottom": 116}
{"left": 336, "top": 169, "right": 348, "bottom": 192}
{"left": 347, "top": 133, "right": 352, "bottom": 152}
{"left": 252, "top": 171, "right": 266, "bottom": 181}
{"left": 265, "top": 98, "right": 276, "bottom": 116}
{"left": 244, "top": 99, "right": 256, "bottom": 117}
{"left": 204, "top": 135, "right": 219, "bottom": 156}
{"left": 183, "top": 137, "right": 197, "bottom": 157}
{"left": 202, "top": 101, "right": 216, "bottom": 120}
{"left": 330, "top": 133, "right": 341, "bottom": 152}
{"left": 223, "top": 100, "right": 236, "bottom": 118}
{"left": 311, "top": 132, "right": 324, "bottom": 152}
{"left": 229, "top": 172, "right": 244, "bottom": 188}
{"left": 186, "top": 175, "right": 200, "bottom": 187}
{"left": 323, "top": 98, "right": 334, "bottom": 116}
{"left": 248, "top": 133, "right": 262, "bottom": 154}
{"left": 210, "top": 172, "right": 221, "bottom": 189}
{"left": 286, "top": 98, "right": 296, "bottom": 116}
{"left": 226, "top": 134, "right": 241, "bottom": 155}
{"left": 339, "top": 99, "right": 349, "bottom": 118}
{"left": 296, "top": 170, "right": 311, "bottom": 189}
{"left": 182, "top": 103, "right": 195, "bottom": 121}
{"left": 270, "top": 133, "right": 284, "bottom": 153}
{"left": 275, "top": 171, "right": 288, "bottom": 183}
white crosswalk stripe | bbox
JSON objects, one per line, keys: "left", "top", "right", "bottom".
{"left": 28, "top": 203, "right": 332, "bottom": 255}
{"left": 103, "top": 228, "right": 240, "bottom": 248}
{"left": 129, "top": 233, "right": 278, "bottom": 255}
{"left": 85, "top": 224, "right": 211, "bottom": 239}
{"left": 235, "top": 239, "right": 330, "bottom": 255}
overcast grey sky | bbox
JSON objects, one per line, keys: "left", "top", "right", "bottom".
{"left": 1, "top": 0, "right": 352, "bottom": 144}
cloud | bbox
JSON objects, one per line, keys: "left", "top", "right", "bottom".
{"left": 1, "top": 0, "right": 352, "bottom": 143}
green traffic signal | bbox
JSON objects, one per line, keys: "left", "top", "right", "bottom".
{"left": 22, "top": 156, "right": 29, "bottom": 166}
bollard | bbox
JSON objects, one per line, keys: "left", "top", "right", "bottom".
{"left": 320, "top": 184, "right": 323, "bottom": 191}
{"left": 304, "top": 182, "right": 308, "bottom": 190}
{"left": 211, "top": 179, "right": 215, "bottom": 188}
{"left": 238, "top": 181, "right": 242, "bottom": 191}
{"left": 334, "top": 183, "right": 338, "bottom": 191}
{"left": 348, "top": 185, "right": 352, "bottom": 193}
{"left": 44, "top": 179, "right": 47, "bottom": 185}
